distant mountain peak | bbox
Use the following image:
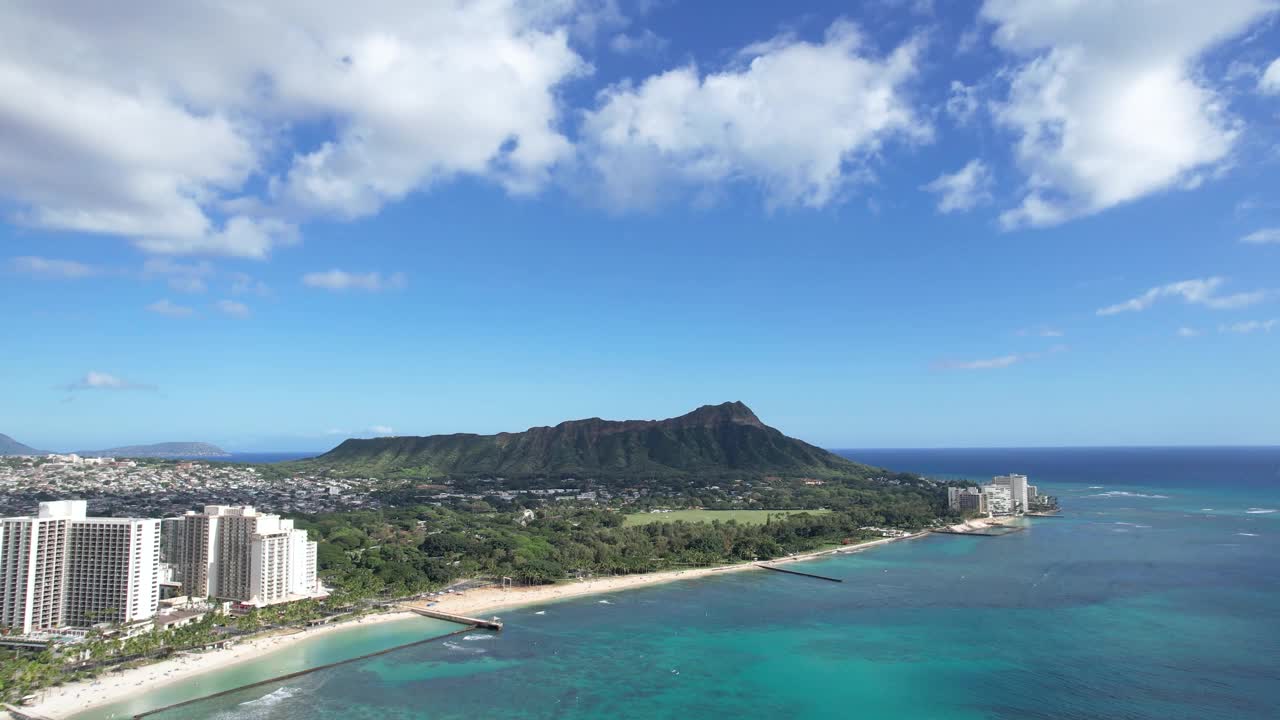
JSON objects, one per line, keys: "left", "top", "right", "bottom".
{"left": 312, "top": 402, "right": 866, "bottom": 480}
{"left": 0, "top": 433, "right": 43, "bottom": 456}
{"left": 674, "top": 401, "right": 764, "bottom": 428}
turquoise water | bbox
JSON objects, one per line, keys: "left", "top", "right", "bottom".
{"left": 75, "top": 616, "right": 456, "bottom": 719}
{"left": 80, "top": 449, "right": 1280, "bottom": 719}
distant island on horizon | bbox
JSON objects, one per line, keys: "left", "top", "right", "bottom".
{"left": 0, "top": 436, "right": 232, "bottom": 459}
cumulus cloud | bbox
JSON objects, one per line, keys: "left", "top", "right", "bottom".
{"left": 982, "top": 0, "right": 1273, "bottom": 229}
{"left": 369, "top": 425, "right": 395, "bottom": 435}
{"left": 0, "top": 2, "right": 586, "bottom": 257}
{"left": 1261, "top": 58, "right": 1280, "bottom": 94}
{"left": 1096, "top": 277, "right": 1270, "bottom": 315}
{"left": 922, "top": 159, "right": 992, "bottom": 212}
{"left": 578, "top": 20, "right": 929, "bottom": 209}
{"left": 62, "top": 370, "right": 155, "bottom": 391}
{"left": 302, "top": 269, "right": 407, "bottom": 292}
{"left": 1220, "top": 318, "right": 1277, "bottom": 334}
{"left": 214, "top": 299, "right": 250, "bottom": 318}
{"left": 145, "top": 298, "right": 196, "bottom": 317}
{"left": 10, "top": 256, "right": 99, "bottom": 279}
{"left": 1241, "top": 228, "right": 1280, "bottom": 244}
{"left": 1176, "top": 327, "right": 1201, "bottom": 337}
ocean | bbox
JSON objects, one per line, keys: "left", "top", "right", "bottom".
{"left": 75, "top": 447, "right": 1279, "bottom": 720}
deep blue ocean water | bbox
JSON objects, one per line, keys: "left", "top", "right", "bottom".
{"left": 222, "top": 452, "right": 319, "bottom": 464}
{"left": 75, "top": 447, "right": 1279, "bottom": 720}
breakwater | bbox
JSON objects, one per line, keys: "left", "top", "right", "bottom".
{"left": 131, "top": 626, "right": 476, "bottom": 719}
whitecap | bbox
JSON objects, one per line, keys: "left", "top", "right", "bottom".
{"left": 1246, "top": 508, "right": 1276, "bottom": 514}
{"left": 443, "top": 641, "right": 485, "bottom": 654}
{"left": 598, "top": 599, "right": 612, "bottom": 605}
{"left": 1235, "top": 532, "right": 1260, "bottom": 537}
{"left": 1114, "top": 522, "right": 1151, "bottom": 528}
{"left": 534, "top": 610, "right": 546, "bottom": 615}
{"left": 463, "top": 634, "right": 495, "bottom": 641}
{"left": 1087, "top": 486, "right": 1104, "bottom": 489}
{"left": 241, "top": 687, "right": 297, "bottom": 708}
{"left": 1201, "top": 508, "right": 1215, "bottom": 512}
{"left": 1087, "top": 491, "right": 1168, "bottom": 499}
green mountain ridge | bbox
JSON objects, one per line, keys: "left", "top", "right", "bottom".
{"left": 308, "top": 401, "right": 873, "bottom": 479}
{"left": 0, "top": 433, "right": 43, "bottom": 456}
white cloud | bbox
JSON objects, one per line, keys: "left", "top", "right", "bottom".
{"left": 62, "top": 370, "right": 154, "bottom": 391}
{"left": 1220, "top": 318, "right": 1277, "bottom": 334}
{"left": 229, "top": 272, "right": 271, "bottom": 296}
{"left": 1261, "top": 58, "right": 1280, "bottom": 94}
{"left": 143, "top": 258, "right": 214, "bottom": 294}
{"left": 945, "top": 80, "right": 980, "bottom": 123}
{"left": 610, "top": 29, "right": 668, "bottom": 56}
{"left": 1017, "top": 326, "right": 1064, "bottom": 338}
{"left": 10, "top": 256, "right": 98, "bottom": 278}
{"left": 1176, "top": 326, "right": 1201, "bottom": 337}
{"left": 0, "top": 2, "right": 586, "bottom": 256}
{"left": 214, "top": 299, "right": 250, "bottom": 318}
{"left": 922, "top": 159, "right": 992, "bottom": 212}
{"left": 943, "top": 354, "right": 1022, "bottom": 370}
{"left": 1096, "top": 277, "right": 1271, "bottom": 315}
{"left": 579, "top": 20, "right": 929, "bottom": 209}
{"left": 145, "top": 298, "right": 196, "bottom": 317}
{"left": 936, "top": 344, "right": 1066, "bottom": 371}
{"left": 369, "top": 425, "right": 395, "bottom": 435}
{"left": 1241, "top": 227, "right": 1280, "bottom": 244}
{"left": 982, "top": 0, "right": 1273, "bottom": 229}
{"left": 302, "top": 269, "right": 407, "bottom": 292}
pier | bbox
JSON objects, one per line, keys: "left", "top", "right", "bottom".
{"left": 401, "top": 605, "right": 504, "bottom": 631}
{"left": 755, "top": 564, "right": 843, "bottom": 582}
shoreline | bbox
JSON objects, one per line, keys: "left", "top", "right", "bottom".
{"left": 24, "top": 610, "right": 420, "bottom": 720}
{"left": 415, "top": 529, "right": 934, "bottom": 619}
{"left": 28, "top": 527, "right": 950, "bottom": 719}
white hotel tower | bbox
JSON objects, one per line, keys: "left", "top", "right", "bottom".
{"left": 163, "top": 506, "right": 320, "bottom": 607}
{"left": 0, "top": 500, "right": 160, "bottom": 634}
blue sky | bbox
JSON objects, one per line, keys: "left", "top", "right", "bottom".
{"left": 2, "top": 0, "right": 1278, "bottom": 452}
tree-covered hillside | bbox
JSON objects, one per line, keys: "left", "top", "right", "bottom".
{"left": 304, "top": 402, "right": 873, "bottom": 480}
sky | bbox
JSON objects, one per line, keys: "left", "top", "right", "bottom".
{"left": 2, "top": 0, "right": 1279, "bottom": 452}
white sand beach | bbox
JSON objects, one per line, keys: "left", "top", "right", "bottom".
{"left": 25, "top": 531, "right": 929, "bottom": 719}
{"left": 24, "top": 610, "right": 418, "bottom": 719}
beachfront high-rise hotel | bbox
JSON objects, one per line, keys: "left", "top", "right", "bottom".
{"left": 163, "top": 506, "right": 322, "bottom": 607}
{"left": 0, "top": 501, "right": 160, "bottom": 634}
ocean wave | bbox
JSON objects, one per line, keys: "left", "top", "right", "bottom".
{"left": 1200, "top": 508, "right": 1215, "bottom": 512}
{"left": 1246, "top": 508, "right": 1276, "bottom": 514}
{"left": 241, "top": 687, "right": 297, "bottom": 708}
{"left": 598, "top": 599, "right": 612, "bottom": 604}
{"left": 1235, "top": 532, "right": 1260, "bottom": 537}
{"left": 463, "top": 634, "right": 495, "bottom": 641}
{"left": 534, "top": 610, "right": 546, "bottom": 615}
{"left": 1087, "top": 486, "right": 1104, "bottom": 489}
{"left": 1114, "top": 522, "right": 1151, "bottom": 528}
{"left": 443, "top": 641, "right": 485, "bottom": 654}
{"left": 1087, "top": 491, "right": 1168, "bottom": 499}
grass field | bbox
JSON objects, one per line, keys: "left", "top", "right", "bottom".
{"left": 622, "top": 509, "right": 831, "bottom": 527}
